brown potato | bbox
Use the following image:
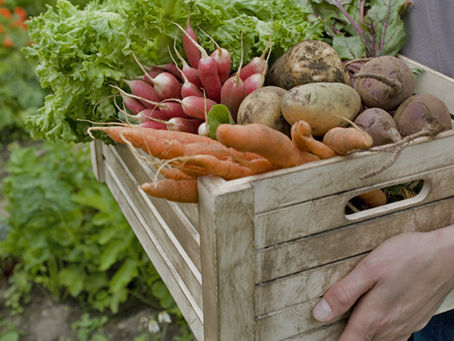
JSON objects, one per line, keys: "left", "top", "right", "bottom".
{"left": 236, "top": 86, "right": 291, "bottom": 135}
{"left": 266, "top": 40, "right": 349, "bottom": 90}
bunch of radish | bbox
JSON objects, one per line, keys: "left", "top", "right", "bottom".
{"left": 114, "top": 15, "right": 270, "bottom": 136}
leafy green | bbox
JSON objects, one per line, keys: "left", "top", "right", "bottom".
{"left": 24, "top": 0, "right": 324, "bottom": 142}
{"left": 206, "top": 104, "right": 234, "bottom": 139}
{"left": 309, "top": 0, "right": 410, "bottom": 59}
{"left": 0, "top": 142, "right": 173, "bottom": 314}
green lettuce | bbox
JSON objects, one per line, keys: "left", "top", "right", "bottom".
{"left": 25, "top": 0, "right": 324, "bottom": 142}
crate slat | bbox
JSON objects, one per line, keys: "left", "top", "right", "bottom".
{"left": 102, "top": 150, "right": 203, "bottom": 308}
{"left": 103, "top": 164, "right": 204, "bottom": 340}
{"left": 255, "top": 164, "right": 454, "bottom": 249}
{"left": 256, "top": 195, "right": 454, "bottom": 283}
{"left": 104, "top": 145, "right": 202, "bottom": 273}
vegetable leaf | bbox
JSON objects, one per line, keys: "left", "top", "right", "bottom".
{"left": 206, "top": 104, "right": 235, "bottom": 140}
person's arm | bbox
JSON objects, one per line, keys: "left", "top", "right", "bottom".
{"left": 312, "top": 224, "right": 454, "bottom": 341}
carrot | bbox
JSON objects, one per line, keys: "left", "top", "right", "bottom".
{"left": 158, "top": 166, "right": 195, "bottom": 180}
{"left": 175, "top": 155, "right": 253, "bottom": 180}
{"left": 141, "top": 179, "right": 198, "bottom": 203}
{"left": 291, "top": 121, "right": 336, "bottom": 159}
{"left": 322, "top": 127, "right": 373, "bottom": 155}
{"left": 89, "top": 126, "right": 219, "bottom": 159}
{"left": 216, "top": 123, "right": 319, "bottom": 168}
{"left": 358, "top": 189, "right": 387, "bottom": 208}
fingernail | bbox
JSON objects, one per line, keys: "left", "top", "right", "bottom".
{"left": 313, "top": 299, "right": 332, "bottom": 322}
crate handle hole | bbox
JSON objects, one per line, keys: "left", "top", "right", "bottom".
{"left": 345, "top": 179, "right": 426, "bottom": 217}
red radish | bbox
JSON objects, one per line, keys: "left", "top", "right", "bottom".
{"left": 138, "top": 108, "right": 187, "bottom": 122}
{"left": 169, "top": 46, "right": 203, "bottom": 98}
{"left": 120, "top": 92, "right": 146, "bottom": 115}
{"left": 141, "top": 119, "right": 168, "bottom": 130}
{"left": 173, "top": 38, "right": 202, "bottom": 87}
{"left": 168, "top": 96, "right": 217, "bottom": 120}
{"left": 144, "top": 67, "right": 165, "bottom": 83}
{"left": 198, "top": 25, "right": 231, "bottom": 83}
{"left": 239, "top": 32, "right": 273, "bottom": 81}
{"left": 173, "top": 21, "right": 222, "bottom": 102}
{"left": 147, "top": 116, "right": 204, "bottom": 134}
{"left": 220, "top": 32, "right": 246, "bottom": 120}
{"left": 182, "top": 12, "right": 202, "bottom": 68}
{"left": 122, "top": 79, "right": 161, "bottom": 108}
{"left": 132, "top": 53, "right": 182, "bottom": 100}
{"left": 244, "top": 72, "right": 265, "bottom": 96}
{"left": 198, "top": 122, "right": 209, "bottom": 136}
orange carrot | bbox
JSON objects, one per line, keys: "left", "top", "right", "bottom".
{"left": 175, "top": 155, "right": 253, "bottom": 180}
{"left": 358, "top": 189, "right": 387, "bottom": 208}
{"left": 216, "top": 123, "right": 319, "bottom": 168}
{"left": 322, "top": 127, "right": 373, "bottom": 155}
{"left": 158, "top": 166, "right": 195, "bottom": 180}
{"left": 141, "top": 179, "right": 198, "bottom": 203}
{"left": 291, "top": 121, "right": 336, "bottom": 159}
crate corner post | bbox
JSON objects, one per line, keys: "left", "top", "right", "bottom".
{"left": 90, "top": 139, "right": 105, "bottom": 183}
{"left": 198, "top": 177, "right": 257, "bottom": 341}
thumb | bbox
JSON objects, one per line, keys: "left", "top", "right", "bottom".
{"left": 312, "top": 262, "right": 376, "bottom": 322}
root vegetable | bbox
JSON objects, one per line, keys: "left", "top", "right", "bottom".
{"left": 353, "top": 56, "right": 415, "bottom": 110}
{"left": 358, "top": 189, "right": 387, "bottom": 208}
{"left": 281, "top": 82, "right": 362, "bottom": 136}
{"left": 216, "top": 123, "right": 319, "bottom": 168}
{"left": 291, "top": 120, "right": 336, "bottom": 159}
{"left": 393, "top": 93, "right": 452, "bottom": 137}
{"left": 141, "top": 179, "right": 198, "bottom": 203}
{"left": 237, "top": 86, "right": 290, "bottom": 135}
{"left": 266, "top": 40, "right": 349, "bottom": 90}
{"left": 323, "top": 126, "right": 373, "bottom": 155}
{"left": 354, "top": 108, "right": 401, "bottom": 146}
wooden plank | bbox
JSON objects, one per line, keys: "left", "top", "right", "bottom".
{"left": 399, "top": 54, "right": 454, "bottom": 110}
{"left": 256, "top": 196, "right": 454, "bottom": 283}
{"left": 256, "top": 255, "right": 364, "bottom": 316}
{"left": 90, "top": 140, "right": 105, "bottom": 183}
{"left": 198, "top": 177, "right": 256, "bottom": 341}
{"left": 268, "top": 291, "right": 454, "bottom": 341}
{"left": 255, "top": 165, "right": 454, "bottom": 248}
{"left": 105, "top": 144, "right": 202, "bottom": 273}
{"left": 102, "top": 149, "right": 203, "bottom": 313}
{"left": 103, "top": 164, "right": 203, "bottom": 340}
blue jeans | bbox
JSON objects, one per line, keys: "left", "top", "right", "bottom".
{"left": 409, "top": 309, "right": 454, "bottom": 340}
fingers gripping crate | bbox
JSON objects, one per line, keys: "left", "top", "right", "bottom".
{"left": 90, "top": 56, "right": 454, "bottom": 341}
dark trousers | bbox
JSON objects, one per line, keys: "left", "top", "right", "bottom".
{"left": 409, "top": 310, "right": 454, "bottom": 340}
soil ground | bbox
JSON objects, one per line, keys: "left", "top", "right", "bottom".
{"left": 0, "top": 141, "right": 185, "bottom": 341}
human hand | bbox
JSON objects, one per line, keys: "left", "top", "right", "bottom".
{"left": 312, "top": 225, "right": 454, "bottom": 341}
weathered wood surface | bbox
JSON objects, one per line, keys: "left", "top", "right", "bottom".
{"left": 108, "top": 144, "right": 202, "bottom": 271}
{"left": 198, "top": 177, "right": 256, "bottom": 341}
{"left": 256, "top": 195, "right": 454, "bottom": 283}
{"left": 229, "top": 130, "right": 454, "bottom": 214}
{"left": 90, "top": 139, "right": 105, "bottom": 183}
{"left": 255, "top": 164, "right": 454, "bottom": 249}
{"left": 102, "top": 161, "right": 204, "bottom": 340}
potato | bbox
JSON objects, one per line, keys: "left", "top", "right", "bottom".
{"left": 266, "top": 40, "right": 349, "bottom": 90}
{"left": 237, "top": 86, "right": 291, "bottom": 135}
{"left": 281, "top": 82, "right": 361, "bottom": 136}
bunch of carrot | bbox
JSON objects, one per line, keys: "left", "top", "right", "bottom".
{"left": 89, "top": 115, "right": 380, "bottom": 203}
{"left": 113, "top": 13, "right": 270, "bottom": 136}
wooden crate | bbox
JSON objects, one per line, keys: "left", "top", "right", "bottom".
{"left": 90, "top": 56, "right": 454, "bottom": 341}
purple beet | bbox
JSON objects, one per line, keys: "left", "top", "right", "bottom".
{"left": 354, "top": 108, "right": 401, "bottom": 146}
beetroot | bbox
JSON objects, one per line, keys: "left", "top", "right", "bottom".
{"left": 354, "top": 108, "right": 401, "bottom": 146}
{"left": 354, "top": 56, "right": 415, "bottom": 110}
{"left": 393, "top": 93, "right": 452, "bottom": 137}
